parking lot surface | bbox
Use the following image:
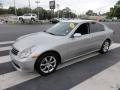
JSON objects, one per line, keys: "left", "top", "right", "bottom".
{"left": 0, "top": 22, "right": 120, "bottom": 90}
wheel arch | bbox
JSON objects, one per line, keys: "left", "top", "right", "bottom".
{"left": 19, "top": 17, "right": 23, "bottom": 20}
{"left": 35, "top": 50, "right": 62, "bottom": 67}
{"left": 105, "top": 38, "right": 112, "bottom": 45}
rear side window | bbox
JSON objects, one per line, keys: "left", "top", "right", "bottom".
{"left": 90, "top": 22, "right": 105, "bottom": 33}
{"left": 24, "top": 14, "right": 31, "bottom": 16}
{"left": 32, "top": 14, "right": 35, "bottom": 16}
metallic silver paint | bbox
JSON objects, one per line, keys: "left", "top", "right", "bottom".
{"left": 10, "top": 20, "right": 113, "bottom": 72}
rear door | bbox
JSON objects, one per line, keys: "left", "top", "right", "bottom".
{"left": 89, "top": 22, "right": 107, "bottom": 50}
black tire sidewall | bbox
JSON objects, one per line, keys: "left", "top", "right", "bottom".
{"left": 19, "top": 18, "right": 24, "bottom": 23}
{"left": 35, "top": 52, "right": 59, "bottom": 76}
{"left": 31, "top": 18, "right": 35, "bottom": 22}
{"left": 100, "top": 40, "right": 110, "bottom": 54}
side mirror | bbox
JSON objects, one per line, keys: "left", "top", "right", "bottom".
{"left": 73, "top": 33, "right": 82, "bottom": 37}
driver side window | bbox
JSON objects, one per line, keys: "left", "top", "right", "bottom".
{"left": 75, "top": 23, "right": 90, "bottom": 35}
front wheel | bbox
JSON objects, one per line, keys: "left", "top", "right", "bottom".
{"left": 35, "top": 53, "right": 59, "bottom": 76}
{"left": 19, "top": 18, "right": 24, "bottom": 23}
{"left": 100, "top": 40, "right": 110, "bottom": 54}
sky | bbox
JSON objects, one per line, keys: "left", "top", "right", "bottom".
{"left": 0, "top": 0, "right": 118, "bottom": 14}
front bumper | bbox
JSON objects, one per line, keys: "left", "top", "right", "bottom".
{"left": 10, "top": 51, "right": 36, "bottom": 72}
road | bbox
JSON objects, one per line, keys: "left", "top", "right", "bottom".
{"left": 0, "top": 22, "right": 120, "bottom": 90}
{"left": 0, "top": 24, "right": 53, "bottom": 42}
{"left": 0, "top": 22, "right": 120, "bottom": 43}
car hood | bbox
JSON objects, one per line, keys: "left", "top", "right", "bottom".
{"left": 13, "top": 32, "right": 64, "bottom": 51}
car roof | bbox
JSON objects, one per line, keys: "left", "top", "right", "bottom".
{"left": 61, "top": 19, "right": 96, "bottom": 23}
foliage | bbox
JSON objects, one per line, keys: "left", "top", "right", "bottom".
{"left": 86, "top": 10, "right": 97, "bottom": 16}
{"left": 0, "top": 8, "right": 8, "bottom": 14}
{"left": 0, "top": 6, "right": 77, "bottom": 20}
{"left": 106, "top": 0, "right": 120, "bottom": 19}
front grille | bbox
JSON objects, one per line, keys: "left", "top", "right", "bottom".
{"left": 11, "top": 48, "right": 19, "bottom": 55}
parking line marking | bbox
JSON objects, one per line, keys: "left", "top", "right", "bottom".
{"left": 0, "top": 53, "right": 99, "bottom": 90}
{"left": 0, "top": 41, "right": 14, "bottom": 45}
{"left": 0, "top": 43, "right": 120, "bottom": 89}
{"left": 70, "top": 61, "right": 120, "bottom": 90}
{"left": 0, "top": 46, "right": 11, "bottom": 52}
{"left": 0, "top": 71, "right": 40, "bottom": 90}
{"left": 110, "top": 43, "right": 120, "bottom": 50}
{"left": 0, "top": 55, "right": 10, "bottom": 64}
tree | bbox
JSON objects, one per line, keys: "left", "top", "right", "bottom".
{"left": 61, "top": 7, "right": 77, "bottom": 18}
{"left": 21, "top": 7, "right": 32, "bottom": 14}
{"left": 8, "top": 7, "right": 15, "bottom": 14}
{"left": 106, "top": 0, "right": 120, "bottom": 18}
{"left": 0, "top": 8, "right": 8, "bottom": 15}
{"left": 32, "top": 7, "right": 48, "bottom": 20}
{"left": 86, "top": 10, "right": 97, "bottom": 16}
{"left": 0, "top": 3, "right": 3, "bottom": 8}
{"left": 17, "top": 8, "right": 23, "bottom": 16}
{"left": 0, "top": 6, "right": 77, "bottom": 19}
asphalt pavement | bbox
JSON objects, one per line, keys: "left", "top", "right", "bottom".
{"left": 0, "top": 24, "right": 53, "bottom": 42}
{"left": 0, "top": 22, "right": 120, "bottom": 90}
{"left": 0, "top": 22, "right": 120, "bottom": 42}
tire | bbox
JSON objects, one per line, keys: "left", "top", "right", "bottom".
{"left": 19, "top": 18, "right": 24, "bottom": 23}
{"left": 100, "top": 40, "right": 110, "bottom": 54}
{"left": 31, "top": 18, "right": 35, "bottom": 22}
{"left": 35, "top": 52, "right": 59, "bottom": 76}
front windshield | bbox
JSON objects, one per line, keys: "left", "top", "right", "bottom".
{"left": 45, "top": 22, "right": 78, "bottom": 36}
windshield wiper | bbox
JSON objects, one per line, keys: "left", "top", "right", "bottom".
{"left": 44, "top": 31, "right": 56, "bottom": 35}
{"left": 48, "top": 32, "right": 56, "bottom": 35}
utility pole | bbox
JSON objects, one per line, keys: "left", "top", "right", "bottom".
{"left": 28, "top": 0, "right": 31, "bottom": 9}
{"left": 57, "top": 4, "right": 60, "bottom": 18}
{"left": 28, "top": 0, "right": 32, "bottom": 13}
{"left": 35, "top": 0, "right": 40, "bottom": 19}
{"left": 49, "top": 0, "right": 55, "bottom": 18}
{"left": 13, "top": 0, "right": 17, "bottom": 15}
{"left": 53, "top": 0, "right": 55, "bottom": 18}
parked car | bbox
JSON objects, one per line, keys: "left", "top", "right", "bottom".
{"left": 50, "top": 18, "right": 60, "bottom": 24}
{"left": 18, "top": 13, "right": 38, "bottom": 22}
{"left": 10, "top": 20, "right": 113, "bottom": 76}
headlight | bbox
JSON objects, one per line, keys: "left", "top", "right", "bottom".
{"left": 19, "top": 46, "right": 36, "bottom": 59}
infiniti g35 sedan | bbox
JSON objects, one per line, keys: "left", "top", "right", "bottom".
{"left": 10, "top": 20, "right": 113, "bottom": 76}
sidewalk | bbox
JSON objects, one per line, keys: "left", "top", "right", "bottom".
{"left": 71, "top": 61, "right": 120, "bottom": 90}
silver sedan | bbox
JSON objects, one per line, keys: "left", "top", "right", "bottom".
{"left": 10, "top": 20, "right": 113, "bottom": 75}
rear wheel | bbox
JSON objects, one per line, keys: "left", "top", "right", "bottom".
{"left": 35, "top": 52, "right": 59, "bottom": 76}
{"left": 19, "top": 18, "right": 24, "bottom": 23}
{"left": 31, "top": 18, "right": 35, "bottom": 22}
{"left": 100, "top": 40, "right": 110, "bottom": 54}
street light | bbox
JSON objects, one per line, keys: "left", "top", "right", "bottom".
{"left": 35, "top": 0, "right": 40, "bottom": 19}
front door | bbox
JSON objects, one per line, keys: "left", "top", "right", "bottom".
{"left": 66, "top": 23, "right": 92, "bottom": 61}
